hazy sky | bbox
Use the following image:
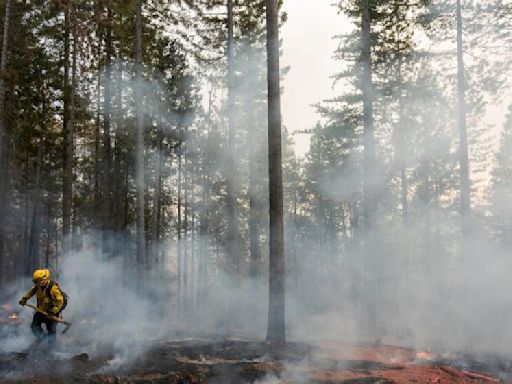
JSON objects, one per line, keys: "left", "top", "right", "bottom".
{"left": 281, "top": 1, "right": 347, "bottom": 157}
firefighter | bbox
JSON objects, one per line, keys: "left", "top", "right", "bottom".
{"left": 18, "top": 269, "right": 64, "bottom": 346}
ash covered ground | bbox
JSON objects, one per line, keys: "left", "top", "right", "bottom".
{"left": 1, "top": 332, "right": 511, "bottom": 383}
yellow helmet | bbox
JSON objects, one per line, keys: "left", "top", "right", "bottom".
{"left": 32, "top": 269, "right": 50, "bottom": 284}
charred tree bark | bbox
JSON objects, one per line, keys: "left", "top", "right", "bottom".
{"left": 135, "top": 0, "right": 146, "bottom": 289}
{"left": 265, "top": 0, "right": 285, "bottom": 343}
{"left": 456, "top": 0, "right": 471, "bottom": 235}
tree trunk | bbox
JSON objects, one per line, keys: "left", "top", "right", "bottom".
{"left": 248, "top": 95, "right": 261, "bottom": 329}
{"left": 44, "top": 200, "right": 52, "bottom": 268}
{"left": 151, "top": 128, "right": 163, "bottom": 267}
{"left": 0, "top": 0, "right": 9, "bottom": 289}
{"left": 226, "top": 0, "right": 239, "bottom": 274}
{"left": 198, "top": 88, "right": 213, "bottom": 308}
{"left": 135, "top": 0, "right": 145, "bottom": 289}
{"left": 27, "top": 139, "right": 43, "bottom": 271}
{"left": 191, "top": 181, "right": 196, "bottom": 309}
{"left": 94, "top": 41, "right": 102, "bottom": 228}
{"left": 177, "top": 137, "right": 183, "bottom": 314}
{"left": 265, "top": 0, "right": 285, "bottom": 343}
{"left": 248, "top": 106, "right": 260, "bottom": 280}
{"left": 113, "top": 38, "right": 124, "bottom": 234}
{"left": 0, "top": 0, "right": 11, "bottom": 172}
{"left": 0, "top": 122, "right": 8, "bottom": 289}
{"left": 456, "top": 0, "right": 471, "bottom": 235}
{"left": 102, "top": 7, "right": 113, "bottom": 257}
{"left": 63, "top": 13, "right": 77, "bottom": 255}
{"left": 361, "top": 0, "right": 379, "bottom": 336}
{"left": 113, "top": 57, "right": 124, "bottom": 257}
{"left": 183, "top": 137, "right": 189, "bottom": 308}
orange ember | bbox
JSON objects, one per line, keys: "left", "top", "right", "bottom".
{"left": 416, "top": 350, "right": 437, "bottom": 361}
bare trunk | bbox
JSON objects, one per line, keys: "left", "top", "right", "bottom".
{"left": 183, "top": 138, "right": 189, "bottom": 307}
{"left": 151, "top": 128, "right": 163, "bottom": 267}
{"left": 191, "top": 183, "right": 196, "bottom": 309}
{"left": 226, "top": 0, "right": 239, "bottom": 274}
{"left": 0, "top": 0, "right": 11, "bottom": 170}
{"left": 113, "top": 57, "right": 124, "bottom": 258}
{"left": 395, "top": 51, "right": 408, "bottom": 228}
{"left": 135, "top": 0, "right": 145, "bottom": 289}
{"left": 361, "top": 0, "right": 378, "bottom": 335}
{"left": 22, "top": 152, "right": 31, "bottom": 275}
{"left": 63, "top": 14, "right": 77, "bottom": 255}
{"left": 177, "top": 139, "right": 183, "bottom": 314}
{"left": 395, "top": 37, "right": 410, "bottom": 323}
{"left": 102, "top": 8, "right": 113, "bottom": 257}
{"left": 248, "top": 108, "right": 260, "bottom": 280}
{"left": 62, "top": 6, "right": 70, "bottom": 253}
{"left": 113, "top": 43, "right": 124, "bottom": 234}
{"left": 27, "top": 139, "right": 43, "bottom": 271}
{"left": 198, "top": 89, "right": 213, "bottom": 308}
{"left": 456, "top": 0, "right": 471, "bottom": 235}
{"left": 94, "top": 43, "right": 101, "bottom": 227}
{"left": 44, "top": 201, "right": 52, "bottom": 268}
{"left": 265, "top": 0, "right": 285, "bottom": 343}
{"left": 0, "top": 124, "right": 8, "bottom": 289}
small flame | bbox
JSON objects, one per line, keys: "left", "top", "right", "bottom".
{"left": 8, "top": 313, "right": 18, "bottom": 319}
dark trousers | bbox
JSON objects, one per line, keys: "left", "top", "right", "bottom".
{"left": 31, "top": 312, "right": 57, "bottom": 346}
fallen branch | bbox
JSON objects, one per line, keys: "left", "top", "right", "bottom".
{"left": 462, "top": 370, "right": 500, "bottom": 383}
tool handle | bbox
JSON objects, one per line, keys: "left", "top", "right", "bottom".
{"left": 23, "top": 303, "right": 71, "bottom": 326}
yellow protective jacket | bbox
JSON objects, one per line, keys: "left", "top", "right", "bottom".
{"left": 21, "top": 281, "right": 64, "bottom": 315}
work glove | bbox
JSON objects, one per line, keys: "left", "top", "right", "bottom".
{"left": 49, "top": 307, "right": 60, "bottom": 316}
{"left": 19, "top": 299, "right": 26, "bottom": 306}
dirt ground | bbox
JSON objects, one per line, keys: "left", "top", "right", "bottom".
{"left": 1, "top": 338, "right": 511, "bottom": 383}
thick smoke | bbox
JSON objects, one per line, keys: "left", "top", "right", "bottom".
{"left": 2, "top": 3, "right": 512, "bottom": 376}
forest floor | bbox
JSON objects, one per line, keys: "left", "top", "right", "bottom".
{"left": 1, "top": 335, "right": 512, "bottom": 383}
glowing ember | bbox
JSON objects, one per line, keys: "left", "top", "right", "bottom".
{"left": 416, "top": 350, "right": 435, "bottom": 361}
{"left": 8, "top": 313, "right": 18, "bottom": 319}
{"left": 1, "top": 304, "right": 13, "bottom": 311}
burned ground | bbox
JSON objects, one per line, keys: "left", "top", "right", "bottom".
{"left": 1, "top": 338, "right": 511, "bottom": 383}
